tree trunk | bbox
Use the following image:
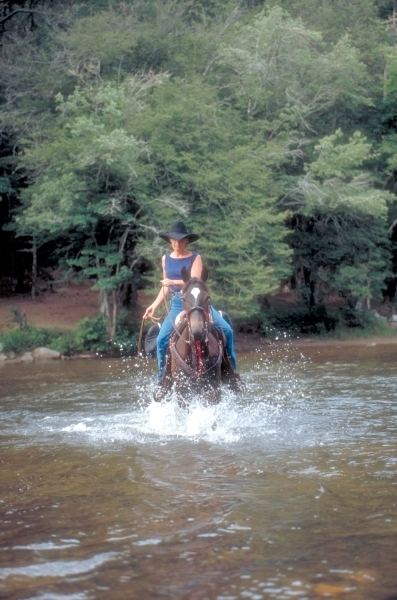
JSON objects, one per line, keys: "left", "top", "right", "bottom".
{"left": 31, "top": 237, "right": 37, "bottom": 300}
{"left": 110, "top": 290, "right": 118, "bottom": 339}
{"left": 99, "top": 289, "right": 119, "bottom": 339}
{"left": 99, "top": 289, "right": 110, "bottom": 322}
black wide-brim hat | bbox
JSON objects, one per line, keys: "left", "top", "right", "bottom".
{"left": 159, "top": 220, "right": 200, "bottom": 242}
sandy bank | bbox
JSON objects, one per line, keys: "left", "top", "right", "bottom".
{"left": 0, "top": 284, "right": 98, "bottom": 332}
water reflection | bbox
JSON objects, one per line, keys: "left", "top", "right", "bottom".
{"left": 0, "top": 343, "right": 396, "bottom": 599}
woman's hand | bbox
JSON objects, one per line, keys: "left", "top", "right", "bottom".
{"left": 160, "top": 278, "right": 174, "bottom": 287}
{"left": 143, "top": 277, "right": 172, "bottom": 320}
{"left": 143, "top": 304, "right": 155, "bottom": 320}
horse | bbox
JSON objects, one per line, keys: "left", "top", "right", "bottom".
{"left": 159, "top": 269, "right": 239, "bottom": 405}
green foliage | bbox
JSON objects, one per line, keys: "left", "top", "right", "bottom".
{"left": 0, "top": 326, "right": 61, "bottom": 354}
{"left": 309, "top": 130, "right": 372, "bottom": 181}
{"left": 69, "top": 316, "right": 108, "bottom": 352}
{"left": 63, "top": 315, "right": 137, "bottom": 354}
{"left": 260, "top": 304, "right": 394, "bottom": 337}
{"left": 215, "top": 7, "right": 371, "bottom": 126}
{"left": 260, "top": 305, "right": 337, "bottom": 336}
{"left": 325, "top": 313, "right": 395, "bottom": 339}
{"left": 134, "top": 75, "right": 293, "bottom": 316}
{"left": 0, "top": 315, "right": 138, "bottom": 355}
{"left": 13, "top": 74, "right": 178, "bottom": 336}
{"left": 297, "top": 130, "right": 393, "bottom": 219}
{"left": 57, "top": 7, "right": 140, "bottom": 73}
{"left": 288, "top": 129, "right": 395, "bottom": 308}
{"left": 272, "top": 0, "right": 384, "bottom": 52}
{"left": 0, "top": 176, "right": 12, "bottom": 194}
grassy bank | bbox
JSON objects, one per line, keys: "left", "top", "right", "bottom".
{"left": 0, "top": 316, "right": 137, "bottom": 357}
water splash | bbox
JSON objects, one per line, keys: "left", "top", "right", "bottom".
{"left": 59, "top": 347, "right": 310, "bottom": 447}
{"left": 137, "top": 393, "right": 251, "bottom": 444}
{"left": 2, "top": 347, "right": 315, "bottom": 449}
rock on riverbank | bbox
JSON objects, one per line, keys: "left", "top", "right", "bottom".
{"left": 0, "top": 347, "right": 101, "bottom": 365}
{"left": 0, "top": 346, "right": 61, "bottom": 364}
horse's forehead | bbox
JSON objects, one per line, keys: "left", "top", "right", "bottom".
{"left": 189, "top": 286, "right": 201, "bottom": 300}
{"left": 184, "top": 281, "right": 208, "bottom": 304}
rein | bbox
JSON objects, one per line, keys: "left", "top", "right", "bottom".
{"left": 170, "top": 330, "right": 223, "bottom": 380}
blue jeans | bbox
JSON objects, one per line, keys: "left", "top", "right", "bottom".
{"left": 156, "top": 295, "right": 237, "bottom": 383}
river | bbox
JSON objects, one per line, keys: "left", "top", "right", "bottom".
{"left": 0, "top": 341, "right": 396, "bottom": 599}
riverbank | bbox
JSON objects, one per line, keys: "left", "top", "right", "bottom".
{"left": 1, "top": 331, "right": 397, "bottom": 367}
{"left": 1, "top": 286, "right": 397, "bottom": 364}
{"left": 239, "top": 331, "right": 397, "bottom": 348}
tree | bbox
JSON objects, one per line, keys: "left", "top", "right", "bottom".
{"left": 133, "top": 75, "right": 292, "bottom": 317}
{"left": 14, "top": 75, "right": 180, "bottom": 337}
{"left": 288, "top": 130, "right": 394, "bottom": 310}
{"left": 214, "top": 6, "right": 372, "bottom": 130}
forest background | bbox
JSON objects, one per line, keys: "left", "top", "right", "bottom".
{"left": 1, "top": 0, "right": 397, "bottom": 354}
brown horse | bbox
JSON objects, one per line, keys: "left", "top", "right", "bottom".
{"left": 160, "top": 272, "right": 238, "bottom": 404}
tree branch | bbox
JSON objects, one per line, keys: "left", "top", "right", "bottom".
{"left": 0, "top": 8, "right": 47, "bottom": 27}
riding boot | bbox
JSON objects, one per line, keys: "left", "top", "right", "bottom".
{"left": 153, "top": 353, "right": 172, "bottom": 401}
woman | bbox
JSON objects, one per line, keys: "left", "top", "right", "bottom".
{"left": 143, "top": 220, "right": 238, "bottom": 391}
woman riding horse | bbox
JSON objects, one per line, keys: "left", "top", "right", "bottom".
{"left": 142, "top": 220, "right": 239, "bottom": 400}
{"left": 169, "top": 273, "right": 226, "bottom": 404}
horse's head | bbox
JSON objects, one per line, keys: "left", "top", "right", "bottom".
{"left": 181, "top": 269, "right": 210, "bottom": 341}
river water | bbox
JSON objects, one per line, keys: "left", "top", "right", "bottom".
{"left": 0, "top": 341, "right": 396, "bottom": 600}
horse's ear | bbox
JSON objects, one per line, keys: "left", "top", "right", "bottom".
{"left": 201, "top": 265, "right": 208, "bottom": 281}
{"left": 181, "top": 266, "right": 190, "bottom": 283}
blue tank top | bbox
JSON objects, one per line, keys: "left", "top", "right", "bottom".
{"left": 164, "top": 252, "right": 198, "bottom": 292}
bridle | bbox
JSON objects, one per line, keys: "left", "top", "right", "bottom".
{"left": 181, "top": 281, "right": 211, "bottom": 341}
{"left": 169, "top": 278, "right": 223, "bottom": 380}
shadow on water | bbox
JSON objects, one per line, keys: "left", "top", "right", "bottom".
{"left": 0, "top": 342, "right": 396, "bottom": 599}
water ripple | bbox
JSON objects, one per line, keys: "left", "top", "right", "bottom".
{"left": 0, "top": 551, "right": 119, "bottom": 579}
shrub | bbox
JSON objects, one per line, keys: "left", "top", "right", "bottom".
{"left": 0, "top": 326, "right": 61, "bottom": 354}
{"left": 0, "top": 315, "right": 138, "bottom": 355}
{"left": 259, "top": 304, "right": 394, "bottom": 338}
{"left": 72, "top": 316, "right": 109, "bottom": 352}
{"left": 111, "top": 309, "right": 138, "bottom": 355}
{"left": 54, "top": 315, "right": 137, "bottom": 355}
{"left": 260, "top": 305, "right": 337, "bottom": 336}
{"left": 327, "top": 310, "right": 393, "bottom": 339}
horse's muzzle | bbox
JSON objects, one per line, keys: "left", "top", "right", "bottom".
{"left": 189, "top": 308, "right": 206, "bottom": 341}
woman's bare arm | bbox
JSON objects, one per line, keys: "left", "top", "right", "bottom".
{"left": 143, "top": 256, "right": 170, "bottom": 319}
